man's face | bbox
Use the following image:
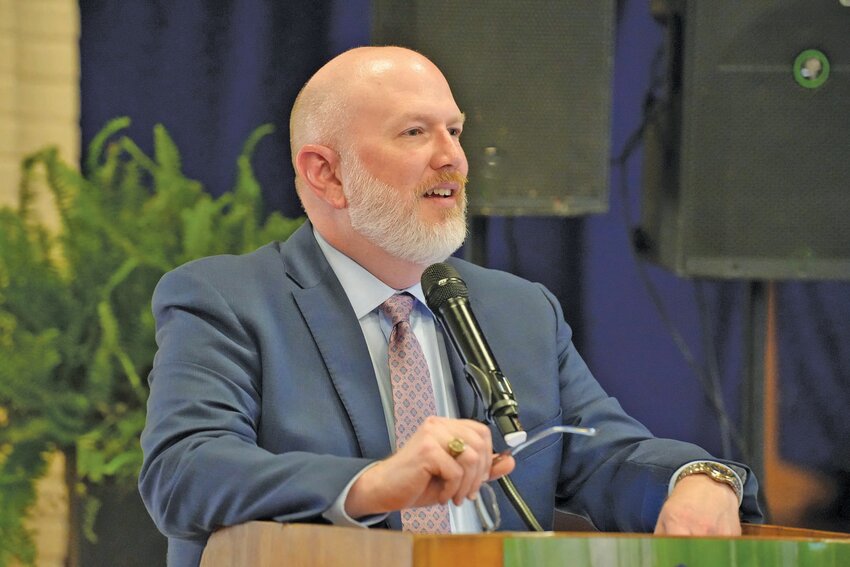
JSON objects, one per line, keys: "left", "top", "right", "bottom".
{"left": 341, "top": 148, "right": 468, "bottom": 266}
{"left": 339, "top": 59, "right": 470, "bottom": 265}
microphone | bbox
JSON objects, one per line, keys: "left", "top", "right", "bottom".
{"left": 421, "top": 262, "right": 527, "bottom": 448}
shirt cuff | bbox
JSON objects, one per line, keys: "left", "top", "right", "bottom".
{"left": 667, "top": 460, "right": 745, "bottom": 506}
{"left": 322, "top": 462, "right": 389, "bottom": 528}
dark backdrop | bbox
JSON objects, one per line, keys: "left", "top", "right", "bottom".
{"left": 79, "top": 0, "right": 850, "bottom": 535}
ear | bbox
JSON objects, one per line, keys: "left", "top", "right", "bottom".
{"left": 295, "top": 144, "right": 347, "bottom": 209}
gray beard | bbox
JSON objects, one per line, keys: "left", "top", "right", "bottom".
{"left": 341, "top": 154, "right": 467, "bottom": 266}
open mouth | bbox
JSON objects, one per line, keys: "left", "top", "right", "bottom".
{"left": 424, "top": 186, "right": 455, "bottom": 198}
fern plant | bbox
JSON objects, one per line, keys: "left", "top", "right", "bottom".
{"left": 0, "top": 118, "right": 303, "bottom": 566}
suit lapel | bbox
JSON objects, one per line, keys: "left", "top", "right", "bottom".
{"left": 283, "top": 224, "right": 392, "bottom": 460}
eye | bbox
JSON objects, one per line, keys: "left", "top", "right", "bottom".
{"left": 448, "top": 127, "right": 462, "bottom": 137}
{"left": 403, "top": 127, "right": 424, "bottom": 137}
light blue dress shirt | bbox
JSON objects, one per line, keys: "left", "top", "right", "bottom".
{"left": 314, "top": 230, "right": 481, "bottom": 532}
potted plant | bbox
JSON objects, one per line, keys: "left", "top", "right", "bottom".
{"left": 0, "top": 117, "right": 303, "bottom": 566}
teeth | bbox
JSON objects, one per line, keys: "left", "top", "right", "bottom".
{"left": 425, "top": 187, "right": 453, "bottom": 197}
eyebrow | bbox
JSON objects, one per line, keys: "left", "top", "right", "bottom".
{"left": 398, "top": 112, "right": 466, "bottom": 125}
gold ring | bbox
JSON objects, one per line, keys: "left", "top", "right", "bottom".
{"left": 447, "top": 437, "right": 465, "bottom": 458}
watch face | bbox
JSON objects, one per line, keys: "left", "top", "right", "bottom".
{"left": 695, "top": 463, "right": 742, "bottom": 502}
{"left": 707, "top": 463, "right": 732, "bottom": 478}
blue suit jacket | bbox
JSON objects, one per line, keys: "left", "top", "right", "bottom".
{"left": 139, "top": 223, "right": 761, "bottom": 566}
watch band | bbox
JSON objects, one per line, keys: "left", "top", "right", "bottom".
{"left": 671, "top": 461, "right": 744, "bottom": 506}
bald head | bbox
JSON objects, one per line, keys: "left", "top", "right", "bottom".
{"left": 288, "top": 46, "right": 468, "bottom": 286}
{"left": 289, "top": 46, "right": 452, "bottom": 169}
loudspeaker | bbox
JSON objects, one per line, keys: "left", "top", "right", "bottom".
{"left": 641, "top": 0, "right": 850, "bottom": 279}
{"left": 372, "top": 1, "right": 615, "bottom": 216}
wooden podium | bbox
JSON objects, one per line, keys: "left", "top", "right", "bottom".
{"left": 200, "top": 522, "right": 850, "bottom": 566}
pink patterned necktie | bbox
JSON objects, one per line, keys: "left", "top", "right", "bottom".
{"left": 380, "top": 293, "right": 451, "bottom": 534}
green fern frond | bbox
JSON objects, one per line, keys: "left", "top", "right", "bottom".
{"left": 153, "top": 123, "right": 182, "bottom": 174}
{"left": 233, "top": 124, "right": 275, "bottom": 207}
{"left": 179, "top": 193, "right": 232, "bottom": 261}
{"left": 257, "top": 212, "right": 304, "bottom": 245}
{"left": 41, "top": 149, "right": 92, "bottom": 227}
{"left": 117, "top": 136, "right": 157, "bottom": 173}
{"left": 0, "top": 120, "right": 304, "bottom": 561}
{"left": 85, "top": 116, "right": 131, "bottom": 175}
{"left": 0, "top": 440, "right": 49, "bottom": 567}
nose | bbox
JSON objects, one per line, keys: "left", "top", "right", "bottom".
{"left": 430, "top": 128, "right": 466, "bottom": 172}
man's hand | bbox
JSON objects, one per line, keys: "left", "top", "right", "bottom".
{"left": 344, "top": 416, "right": 515, "bottom": 518}
{"left": 654, "top": 474, "right": 742, "bottom": 536}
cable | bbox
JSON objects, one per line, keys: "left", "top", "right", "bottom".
{"left": 498, "top": 475, "right": 543, "bottom": 532}
{"left": 611, "top": 41, "right": 750, "bottom": 463}
{"left": 694, "top": 280, "right": 741, "bottom": 458}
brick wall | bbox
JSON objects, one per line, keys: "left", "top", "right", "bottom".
{"left": 0, "top": 0, "right": 79, "bottom": 218}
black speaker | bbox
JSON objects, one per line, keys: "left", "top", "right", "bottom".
{"left": 641, "top": 0, "right": 850, "bottom": 280}
{"left": 372, "top": 1, "right": 615, "bottom": 216}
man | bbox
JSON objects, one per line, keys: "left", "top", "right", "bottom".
{"left": 140, "top": 46, "right": 761, "bottom": 566}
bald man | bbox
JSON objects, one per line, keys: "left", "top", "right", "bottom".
{"left": 140, "top": 47, "right": 762, "bottom": 566}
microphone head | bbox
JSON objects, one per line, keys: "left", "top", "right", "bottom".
{"left": 421, "top": 262, "right": 468, "bottom": 311}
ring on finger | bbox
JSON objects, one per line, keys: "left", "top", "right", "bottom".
{"left": 447, "top": 437, "right": 466, "bottom": 458}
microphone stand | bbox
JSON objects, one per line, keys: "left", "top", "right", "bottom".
{"left": 498, "top": 475, "right": 543, "bottom": 532}
{"left": 465, "top": 368, "right": 544, "bottom": 532}
{"left": 421, "top": 264, "right": 544, "bottom": 532}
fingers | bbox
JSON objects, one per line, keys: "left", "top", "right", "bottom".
{"left": 429, "top": 418, "right": 491, "bottom": 505}
{"left": 406, "top": 417, "right": 500, "bottom": 507}
{"left": 489, "top": 453, "right": 515, "bottom": 480}
{"left": 359, "top": 416, "right": 518, "bottom": 513}
{"left": 655, "top": 521, "right": 692, "bottom": 536}
{"left": 655, "top": 514, "right": 741, "bottom": 537}
{"left": 452, "top": 422, "right": 494, "bottom": 503}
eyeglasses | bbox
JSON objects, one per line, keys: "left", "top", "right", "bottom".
{"left": 474, "top": 425, "right": 598, "bottom": 532}
{"left": 473, "top": 482, "right": 501, "bottom": 531}
{"left": 508, "top": 425, "right": 597, "bottom": 458}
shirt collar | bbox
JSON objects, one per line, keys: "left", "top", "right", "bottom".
{"left": 312, "top": 228, "right": 429, "bottom": 318}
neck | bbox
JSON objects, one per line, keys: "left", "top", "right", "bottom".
{"left": 350, "top": 246, "right": 426, "bottom": 290}
{"left": 314, "top": 221, "right": 428, "bottom": 290}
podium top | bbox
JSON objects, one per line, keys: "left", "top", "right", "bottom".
{"left": 200, "top": 522, "right": 850, "bottom": 567}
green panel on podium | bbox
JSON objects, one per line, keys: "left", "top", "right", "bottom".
{"left": 503, "top": 535, "right": 850, "bottom": 567}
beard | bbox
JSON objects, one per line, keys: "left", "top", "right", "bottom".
{"left": 340, "top": 151, "right": 468, "bottom": 266}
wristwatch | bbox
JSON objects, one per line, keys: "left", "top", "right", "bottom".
{"left": 674, "top": 461, "right": 743, "bottom": 505}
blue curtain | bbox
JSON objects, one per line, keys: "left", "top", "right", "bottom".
{"left": 80, "top": 0, "right": 358, "bottom": 218}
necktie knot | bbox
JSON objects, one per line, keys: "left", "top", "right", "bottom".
{"left": 380, "top": 293, "right": 416, "bottom": 326}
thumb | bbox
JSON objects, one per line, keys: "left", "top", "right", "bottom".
{"left": 488, "top": 453, "right": 515, "bottom": 480}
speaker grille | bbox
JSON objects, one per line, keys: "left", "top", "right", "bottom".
{"left": 643, "top": 0, "right": 850, "bottom": 279}
{"left": 373, "top": 1, "right": 615, "bottom": 216}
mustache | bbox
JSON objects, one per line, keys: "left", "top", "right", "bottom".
{"left": 416, "top": 171, "right": 468, "bottom": 195}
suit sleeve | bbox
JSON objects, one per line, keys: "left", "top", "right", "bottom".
{"left": 138, "top": 266, "right": 374, "bottom": 540}
{"left": 537, "top": 284, "right": 763, "bottom": 531}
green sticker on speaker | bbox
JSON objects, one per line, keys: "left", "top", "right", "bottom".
{"left": 794, "top": 49, "right": 830, "bottom": 89}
